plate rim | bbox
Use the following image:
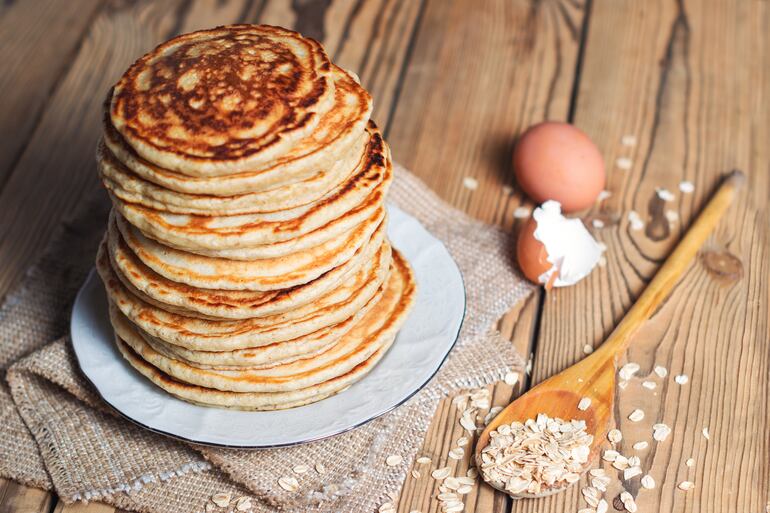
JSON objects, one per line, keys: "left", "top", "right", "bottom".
{"left": 71, "top": 206, "right": 466, "bottom": 449}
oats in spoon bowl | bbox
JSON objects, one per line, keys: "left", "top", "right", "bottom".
{"left": 478, "top": 413, "right": 593, "bottom": 497}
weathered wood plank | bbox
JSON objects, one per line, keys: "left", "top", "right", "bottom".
{"left": 0, "top": 478, "right": 52, "bottom": 513}
{"left": 388, "top": 0, "right": 587, "bottom": 511}
{"left": 387, "top": 0, "right": 586, "bottom": 227}
{"left": 514, "top": 1, "right": 770, "bottom": 513}
{"left": 0, "top": 0, "right": 105, "bottom": 189}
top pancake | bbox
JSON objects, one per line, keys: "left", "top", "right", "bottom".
{"left": 111, "top": 25, "right": 346, "bottom": 177}
{"left": 104, "top": 63, "right": 372, "bottom": 196}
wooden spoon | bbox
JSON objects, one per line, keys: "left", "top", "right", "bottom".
{"left": 475, "top": 170, "right": 745, "bottom": 498}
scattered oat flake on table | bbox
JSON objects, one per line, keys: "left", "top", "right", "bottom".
{"left": 632, "top": 441, "right": 649, "bottom": 451}
{"left": 592, "top": 475, "right": 611, "bottom": 491}
{"left": 432, "top": 467, "right": 452, "bottom": 480}
{"left": 624, "top": 466, "right": 642, "bottom": 480}
{"left": 627, "top": 211, "right": 644, "bottom": 231}
{"left": 235, "top": 497, "right": 252, "bottom": 511}
{"left": 628, "top": 409, "right": 644, "bottom": 422}
{"left": 386, "top": 455, "right": 403, "bottom": 466}
{"left": 457, "top": 484, "right": 473, "bottom": 494}
{"left": 582, "top": 486, "right": 601, "bottom": 507}
{"left": 411, "top": 469, "right": 421, "bottom": 479}
{"left": 211, "top": 493, "right": 231, "bottom": 508}
{"left": 598, "top": 190, "right": 612, "bottom": 202}
{"left": 678, "top": 481, "right": 695, "bottom": 491}
{"left": 315, "top": 462, "right": 326, "bottom": 474}
{"left": 449, "top": 447, "right": 465, "bottom": 460}
{"left": 416, "top": 456, "right": 432, "bottom": 465}
{"left": 293, "top": 464, "right": 310, "bottom": 474}
{"left": 619, "top": 362, "right": 640, "bottom": 380}
{"left": 654, "top": 365, "right": 668, "bottom": 378}
{"left": 592, "top": 219, "right": 605, "bottom": 228}
{"left": 278, "top": 476, "right": 299, "bottom": 492}
{"left": 378, "top": 501, "right": 396, "bottom": 513}
{"left": 513, "top": 206, "right": 531, "bottom": 219}
{"left": 686, "top": 458, "right": 695, "bottom": 467}
{"left": 675, "top": 374, "right": 688, "bottom": 384}
{"left": 603, "top": 449, "right": 619, "bottom": 462}
{"left": 578, "top": 397, "right": 592, "bottom": 410}
{"left": 621, "top": 134, "right": 638, "bottom": 146}
{"left": 504, "top": 371, "right": 519, "bottom": 385}
{"left": 583, "top": 344, "right": 594, "bottom": 355}
{"left": 641, "top": 474, "right": 655, "bottom": 489}
{"left": 590, "top": 468, "right": 606, "bottom": 477}
{"left": 702, "top": 427, "right": 710, "bottom": 440}
{"left": 622, "top": 494, "right": 638, "bottom": 513}
{"left": 612, "top": 454, "right": 630, "bottom": 470}
{"left": 457, "top": 436, "right": 469, "bottom": 447}
{"left": 656, "top": 187, "right": 675, "bottom": 201}
{"left": 463, "top": 176, "right": 478, "bottom": 190}
{"left": 466, "top": 467, "right": 479, "bottom": 479}
{"left": 597, "top": 498, "right": 609, "bottom": 513}
{"left": 642, "top": 380, "right": 656, "bottom": 390}
{"left": 653, "top": 423, "right": 671, "bottom": 441}
{"left": 616, "top": 157, "right": 633, "bottom": 170}
{"left": 665, "top": 210, "right": 679, "bottom": 223}
{"left": 679, "top": 181, "right": 695, "bottom": 193}
{"left": 608, "top": 429, "right": 622, "bottom": 443}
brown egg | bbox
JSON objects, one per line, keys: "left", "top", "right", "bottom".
{"left": 516, "top": 217, "right": 556, "bottom": 289}
{"left": 513, "top": 122, "right": 605, "bottom": 212}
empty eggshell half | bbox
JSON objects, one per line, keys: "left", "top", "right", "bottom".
{"left": 516, "top": 200, "right": 603, "bottom": 287}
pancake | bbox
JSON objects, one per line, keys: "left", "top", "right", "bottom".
{"left": 98, "top": 236, "right": 392, "bottom": 351}
{"left": 110, "top": 25, "right": 343, "bottom": 177}
{"left": 97, "top": 131, "right": 367, "bottom": 215}
{"left": 105, "top": 213, "right": 387, "bottom": 319}
{"left": 116, "top": 335, "right": 394, "bottom": 410}
{"left": 113, "top": 206, "right": 385, "bottom": 291}
{"left": 173, "top": 189, "right": 385, "bottom": 261}
{"left": 112, "top": 249, "right": 416, "bottom": 395}
{"left": 110, "top": 123, "right": 391, "bottom": 251}
{"left": 103, "top": 65, "right": 371, "bottom": 197}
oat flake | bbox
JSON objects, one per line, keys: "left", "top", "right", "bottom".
{"left": 628, "top": 409, "right": 644, "bottom": 422}
{"left": 211, "top": 493, "right": 231, "bottom": 508}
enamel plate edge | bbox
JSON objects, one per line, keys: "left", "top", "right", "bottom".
{"left": 71, "top": 204, "right": 466, "bottom": 448}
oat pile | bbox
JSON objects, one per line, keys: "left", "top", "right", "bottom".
{"left": 478, "top": 413, "right": 593, "bottom": 496}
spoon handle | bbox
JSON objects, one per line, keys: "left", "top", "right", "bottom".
{"left": 594, "top": 170, "right": 745, "bottom": 359}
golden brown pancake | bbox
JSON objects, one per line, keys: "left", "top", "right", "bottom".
{"left": 110, "top": 123, "right": 392, "bottom": 251}
{"left": 111, "top": 25, "right": 339, "bottom": 176}
{"left": 102, "top": 215, "right": 387, "bottom": 320}
{"left": 112, "top": 250, "right": 416, "bottom": 407}
{"left": 103, "top": 64, "right": 371, "bottom": 196}
{"left": 98, "top": 235, "right": 392, "bottom": 351}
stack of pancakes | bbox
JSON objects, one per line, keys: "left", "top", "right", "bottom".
{"left": 94, "top": 25, "right": 416, "bottom": 411}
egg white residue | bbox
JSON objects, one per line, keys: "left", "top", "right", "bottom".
{"left": 532, "top": 201, "right": 604, "bottom": 287}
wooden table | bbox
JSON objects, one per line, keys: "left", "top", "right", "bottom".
{"left": 0, "top": 1, "right": 767, "bottom": 512}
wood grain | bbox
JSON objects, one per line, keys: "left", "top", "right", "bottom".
{"left": 387, "top": 0, "right": 586, "bottom": 227}
{"left": 514, "top": 1, "right": 770, "bottom": 513}
{"left": 0, "top": 0, "right": 105, "bottom": 187}
{"left": 0, "top": 478, "right": 52, "bottom": 513}
{"left": 389, "top": 0, "right": 587, "bottom": 510}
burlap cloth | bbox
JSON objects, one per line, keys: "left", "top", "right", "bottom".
{"left": 0, "top": 165, "right": 533, "bottom": 513}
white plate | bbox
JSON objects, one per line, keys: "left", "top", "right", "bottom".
{"left": 71, "top": 205, "right": 465, "bottom": 448}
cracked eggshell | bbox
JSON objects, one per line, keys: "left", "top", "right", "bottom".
{"left": 516, "top": 201, "right": 603, "bottom": 288}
